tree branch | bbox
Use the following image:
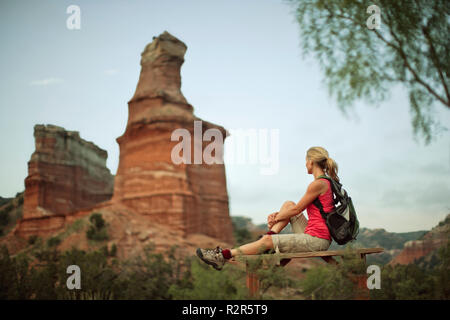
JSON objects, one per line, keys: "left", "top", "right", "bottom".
{"left": 422, "top": 24, "right": 450, "bottom": 104}
{"left": 330, "top": 10, "right": 449, "bottom": 108}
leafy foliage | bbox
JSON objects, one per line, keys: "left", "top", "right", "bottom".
{"left": 0, "top": 243, "right": 185, "bottom": 300}
{"left": 86, "top": 213, "right": 109, "bottom": 241}
{"left": 369, "top": 241, "right": 450, "bottom": 300}
{"left": 232, "top": 216, "right": 254, "bottom": 245}
{"left": 0, "top": 209, "right": 9, "bottom": 226}
{"left": 47, "top": 236, "right": 61, "bottom": 247}
{"left": 168, "top": 258, "right": 248, "bottom": 300}
{"left": 0, "top": 192, "right": 25, "bottom": 237}
{"left": 300, "top": 247, "right": 367, "bottom": 299}
{"left": 28, "top": 235, "right": 39, "bottom": 245}
{"left": 285, "top": 0, "right": 449, "bottom": 143}
{"left": 0, "top": 240, "right": 301, "bottom": 300}
{"left": 299, "top": 240, "right": 450, "bottom": 299}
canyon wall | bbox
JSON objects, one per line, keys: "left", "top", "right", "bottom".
{"left": 389, "top": 238, "right": 445, "bottom": 265}
{"left": 16, "top": 124, "right": 114, "bottom": 237}
{"left": 390, "top": 215, "right": 449, "bottom": 265}
{"left": 112, "top": 31, "right": 233, "bottom": 243}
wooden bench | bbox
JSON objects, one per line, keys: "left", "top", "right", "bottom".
{"left": 233, "top": 247, "right": 384, "bottom": 299}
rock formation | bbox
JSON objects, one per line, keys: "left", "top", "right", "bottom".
{"left": 389, "top": 238, "right": 444, "bottom": 265}
{"left": 16, "top": 124, "right": 114, "bottom": 237}
{"left": 112, "top": 31, "right": 234, "bottom": 243}
{"left": 390, "top": 214, "right": 450, "bottom": 265}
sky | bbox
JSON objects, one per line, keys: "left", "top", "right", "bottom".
{"left": 0, "top": 0, "right": 449, "bottom": 233}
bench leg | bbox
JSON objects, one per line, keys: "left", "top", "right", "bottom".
{"left": 354, "top": 254, "right": 369, "bottom": 299}
{"left": 342, "top": 253, "right": 370, "bottom": 300}
{"left": 360, "top": 253, "right": 367, "bottom": 264}
{"left": 350, "top": 274, "right": 370, "bottom": 300}
{"left": 246, "top": 262, "right": 259, "bottom": 298}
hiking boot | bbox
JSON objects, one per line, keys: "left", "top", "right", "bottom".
{"left": 196, "top": 247, "right": 226, "bottom": 270}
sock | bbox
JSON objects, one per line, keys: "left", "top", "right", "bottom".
{"left": 222, "top": 248, "right": 232, "bottom": 260}
{"left": 263, "top": 231, "right": 277, "bottom": 254}
{"left": 257, "top": 230, "right": 277, "bottom": 241}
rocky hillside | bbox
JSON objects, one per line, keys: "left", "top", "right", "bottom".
{"left": 1, "top": 201, "right": 233, "bottom": 262}
{"left": 390, "top": 214, "right": 450, "bottom": 267}
{"left": 0, "top": 31, "right": 234, "bottom": 259}
{"left": 17, "top": 124, "right": 114, "bottom": 238}
{"left": 0, "top": 192, "right": 24, "bottom": 236}
{"left": 0, "top": 196, "right": 13, "bottom": 207}
{"left": 330, "top": 227, "right": 427, "bottom": 265}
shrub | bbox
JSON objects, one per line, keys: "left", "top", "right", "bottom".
{"left": 28, "top": 235, "right": 39, "bottom": 245}
{"left": 168, "top": 258, "right": 248, "bottom": 300}
{"left": 109, "top": 244, "right": 117, "bottom": 257}
{"left": 47, "top": 237, "right": 61, "bottom": 247}
{"left": 300, "top": 248, "right": 368, "bottom": 300}
{"left": 0, "top": 210, "right": 9, "bottom": 226}
{"left": 0, "top": 245, "right": 35, "bottom": 299}
{"left": 86, "top": 213, "right": 108, "bottom": 241}
{"left": 100, "top": 244, "right": 117, "bottom": 257}
{"left": 370, "top": 239, "right": 450, "bottom": 300}
{"left": 232, "top": 216, "right": 254, "bottom": 245}
{"left": 89, "top": 213, "right": 105, "bottom": 230}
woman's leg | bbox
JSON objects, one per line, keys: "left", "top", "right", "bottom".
{"left": 230, "top": 234, "right": 274, "bottom": 257}
{"left": 269, "top": 201, "right": 296, "bottom": 233}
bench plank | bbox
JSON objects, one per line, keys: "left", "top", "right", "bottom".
{"left": 240, "top": 247, "right": 384, "bottom": 299}
{"left": 239, "top": 247, "right": 384, "bottom": 260}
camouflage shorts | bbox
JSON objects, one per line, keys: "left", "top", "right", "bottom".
{"left": 271, "top": 213, "right": 331, "bottom": 253}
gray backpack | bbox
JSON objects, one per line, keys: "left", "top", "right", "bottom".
{"left": 313, "top": 175, "right": 359, "bottom": 245}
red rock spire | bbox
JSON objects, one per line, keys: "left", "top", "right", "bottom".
{"left": 113, "top": 31, "right": 234, "bottom": 243}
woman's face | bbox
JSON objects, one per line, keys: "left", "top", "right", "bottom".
{"left": 305, "top": 157, "right": 313, "bottom": 174}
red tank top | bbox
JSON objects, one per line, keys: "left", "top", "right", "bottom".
{"left": 304, "top": 178, "right": 334, "bottom": 241}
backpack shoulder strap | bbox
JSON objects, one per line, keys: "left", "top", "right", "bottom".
{"left": 313, "top": 197, "right": 327, "bottom": 220}
{"left": 313, "top": 175, "right": 334, "bottom": 218}
{"left": 316, "top": 174, "right": 330, "bottom": 181}
{"left": 316, "top": 175, "right": 343, "bottom": 200}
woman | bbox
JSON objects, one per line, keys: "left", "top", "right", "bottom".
{"left": 196, "top": 146, "right": 338, "bottom": 270}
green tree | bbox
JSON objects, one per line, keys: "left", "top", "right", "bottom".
{"left": 430, "top": 239, "right": 450, "bottom": 299}
{"left": 0, "top": 246, "right": 34, "bottom": 299}
{"left": 232, "top": 216, "right": 254, "bottom": 245}
{"left": 168, "top": 258, "right": 248, "bottom": 300}
{"left": 46, "top": 236, "right": 61, "bottom": 247}
{"left": 86, "top": 213, "right": 109, "bottom": 241}
{"left": 285, "top": 0, "right": 449, "bottom": 143}
{"left": 114, "top": 245, "right": 176, "bottom": 299}
{"left": 57, "top": 248, "right": 118, "bottom": 299}
{"left": 300, "top": 248, "right": 367, "bottom": 299}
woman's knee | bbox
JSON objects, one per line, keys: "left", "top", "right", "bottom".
{"left": 281, "top": 200, "right": 295, "bottom": 210}
{"left": 261, "top": 235, "right": 274, "bottom": 248}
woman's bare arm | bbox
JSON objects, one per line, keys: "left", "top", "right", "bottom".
{"left": 274, "top": 180, "right": 327, "bottom": 222}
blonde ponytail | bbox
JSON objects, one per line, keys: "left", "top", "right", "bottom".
{"left": 306, "top": 146, "right": 340, "bottom": 182}
{"left": 325, "top": 157, "right": 339, "bottom": 183}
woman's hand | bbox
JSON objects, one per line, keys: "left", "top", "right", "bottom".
{"left": 267, "top": 211, "right": 278, "bottom": 229}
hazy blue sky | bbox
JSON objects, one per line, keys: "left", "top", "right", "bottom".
{"left": 1, "top": 0, "right": 449, "bottom": 232}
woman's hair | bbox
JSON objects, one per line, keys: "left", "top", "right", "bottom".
{"left": 306, "top": 146, "right": 339, "bottom": 182}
